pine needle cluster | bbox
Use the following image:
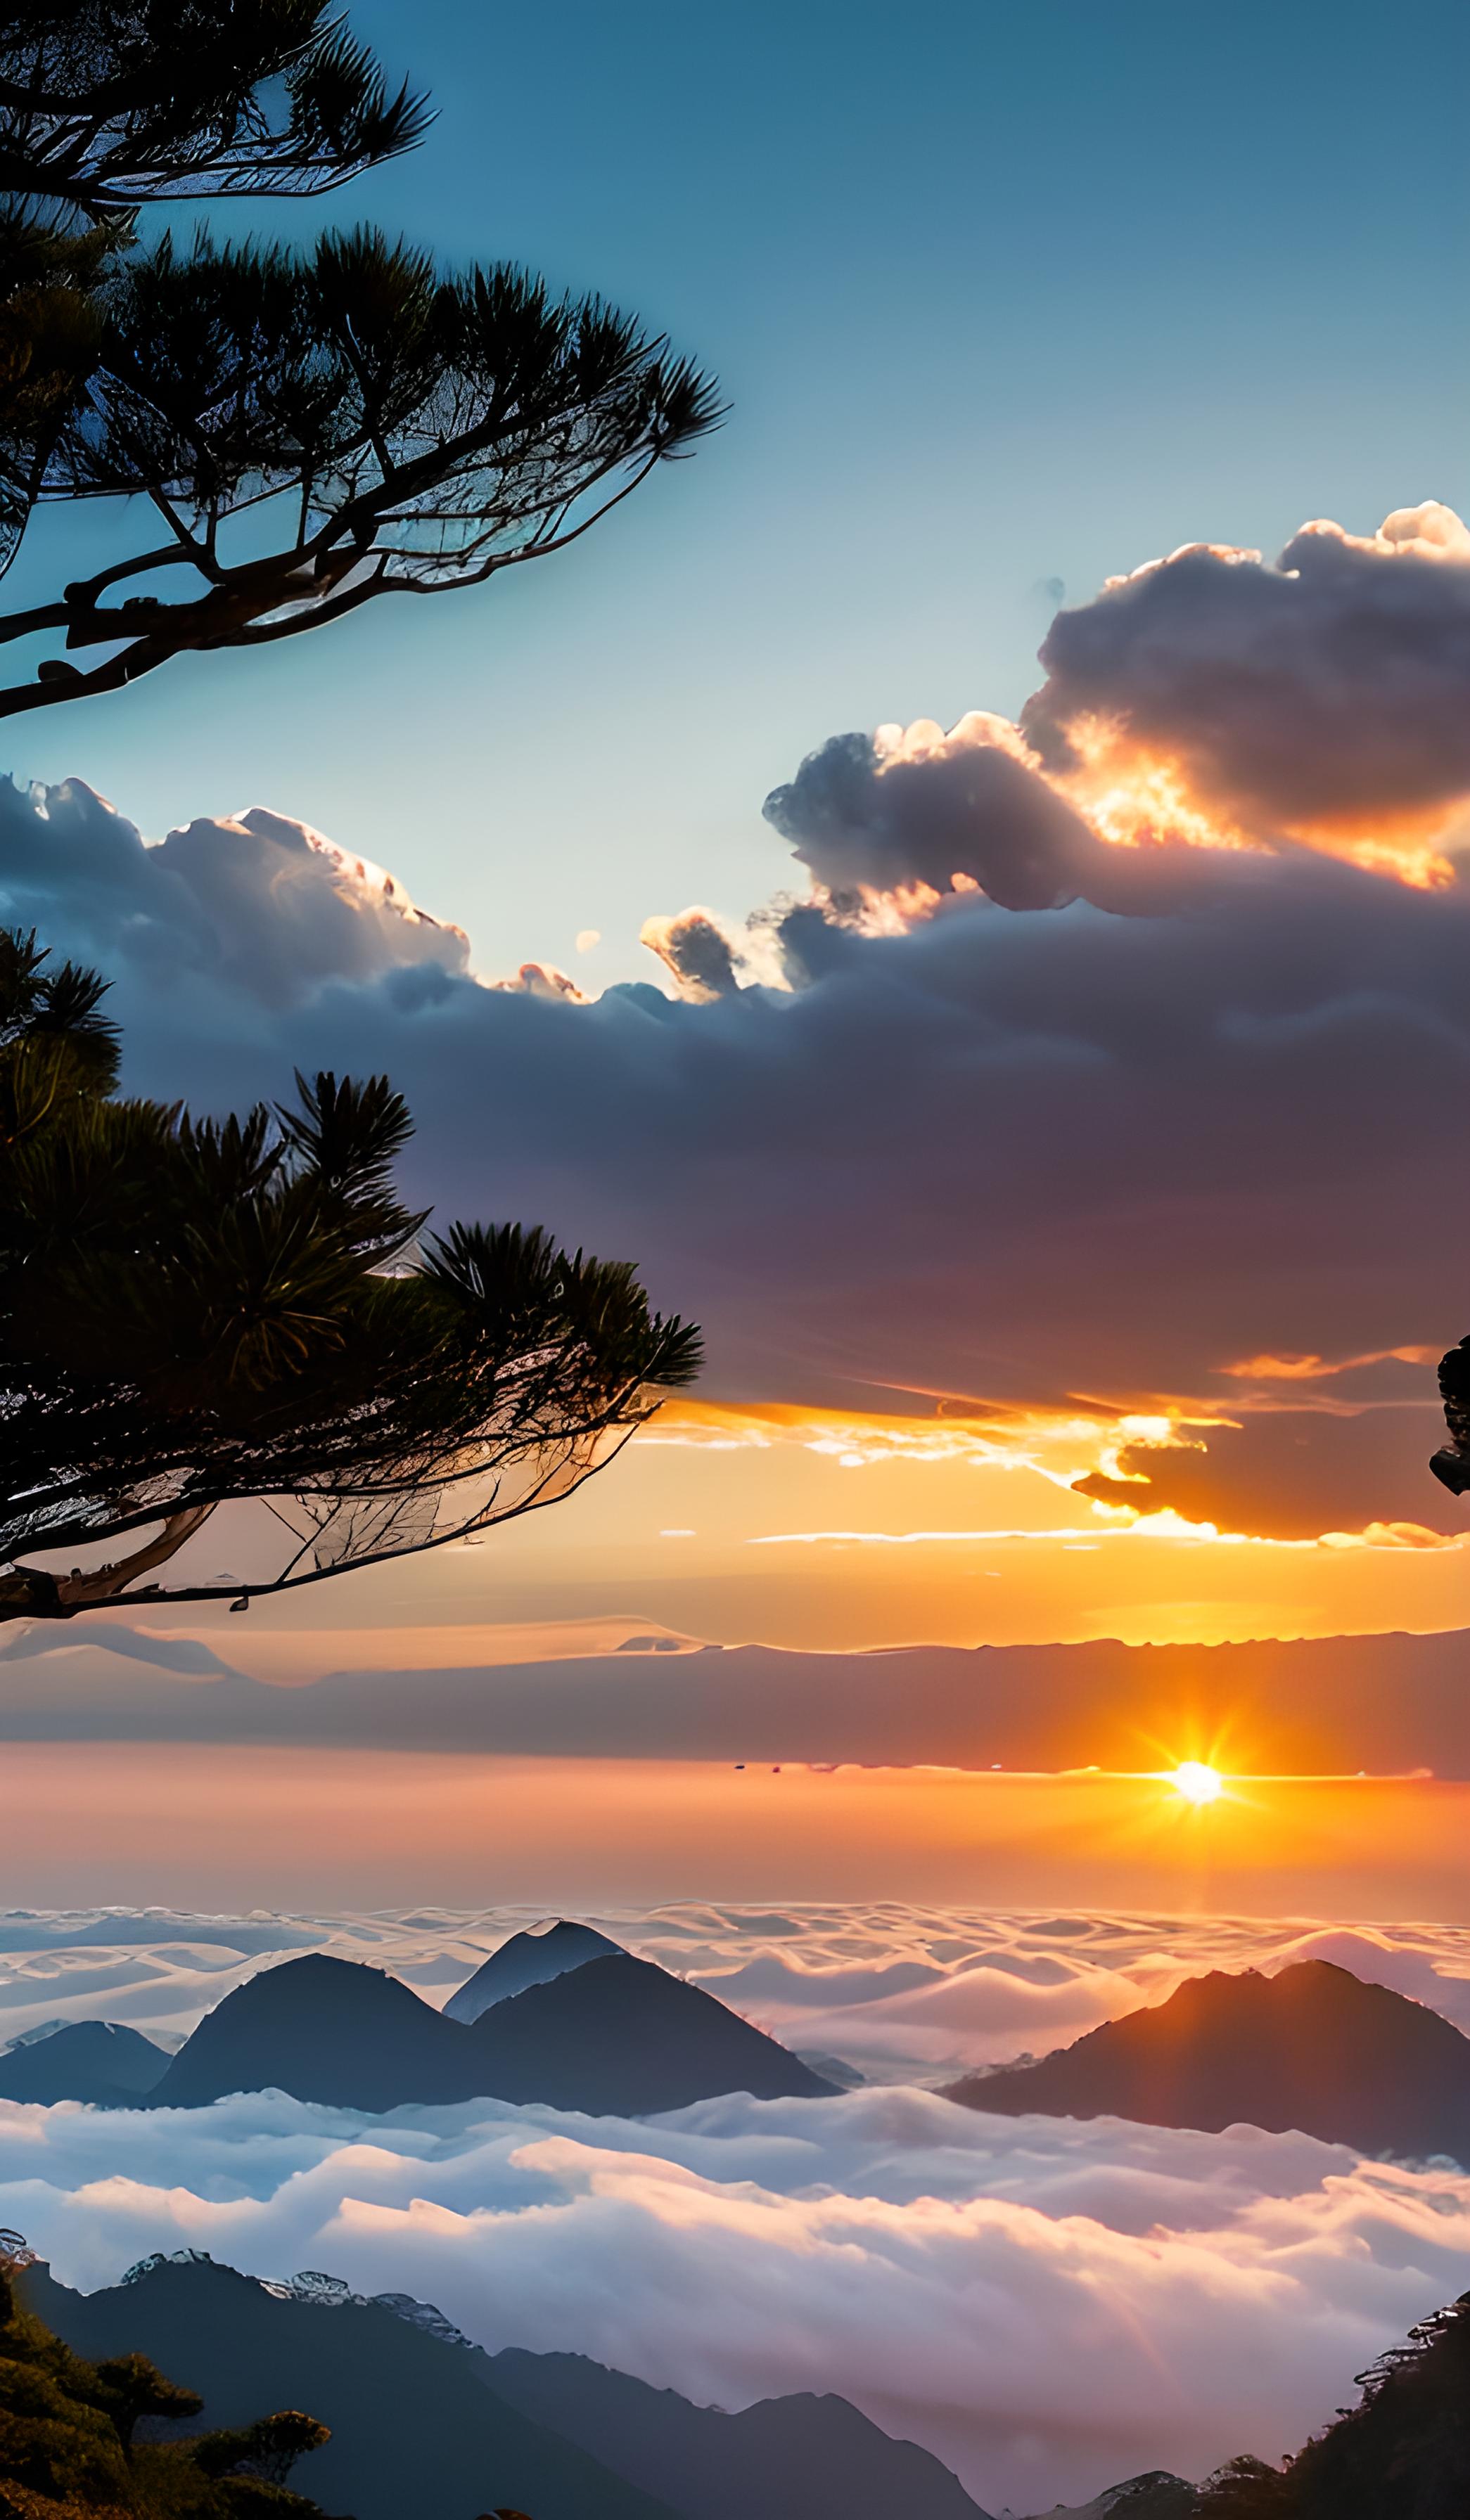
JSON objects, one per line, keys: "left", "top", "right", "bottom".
{"left": 0, "top": 927, "right": 701, "bottom": 1618}
{"left": 0, "top": 0, "right": 719, "bottom": 713}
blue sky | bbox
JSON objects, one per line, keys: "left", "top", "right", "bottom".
{"left": 6, "top": 0, "right": 1467, "bottom": 982}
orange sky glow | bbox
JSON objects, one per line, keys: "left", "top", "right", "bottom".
{"left": 3, "top": 1746, "right": 1469, "bottom": 1918}
{"left": 8, "top": 509, "right": 1470, "bottom": 1924}
{"left": 143, "top": 1399, "right": 1468, "bottom": 1676}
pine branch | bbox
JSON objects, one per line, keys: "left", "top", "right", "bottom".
{"left": 0, "top": 226, "right": 722, "bottom": 711}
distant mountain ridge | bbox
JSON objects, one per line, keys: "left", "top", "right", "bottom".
{"left": 456, "top": 1948, "right": 836, "bottom": 2111}
{"left": 23, "top": 2255, "right": 677, "bottom": 2520}
{"left": 25, "top": 2253, "right": 997, "bottom": 2520}
{"left": 945, "top": 1960, "right": 1470, "bottom": 2164}
{"left": 487, "top": 2346, "right": 992, "bottom": 2520}
{"left": 1016, "top": 2475, "right": 1197, "bottom": 2519}
{"left": 100, "top": 1945, "right": 839, "bottom": 2114}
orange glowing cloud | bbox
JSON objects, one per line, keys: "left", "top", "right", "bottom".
{"left": 646, "top": 1399, "right": 1462, "bottom": 1557}
{"left": 1220, "top": 1346, "right": 1438, "bottom": 1384}
{"left": 651, "top": 505, "right": 1470, "bottom": 1013}
{"left": 1038, "top": 700, "right": 1465, "bottom": 892}
{"left": 650, "top": 1394, "right": 1199, "bottom": 1491}
{"left": 1018, "top": 501, "right": 1470, "bottom": 885}
{"left": 1052, "top": 716, "right": 1259, "bottom": 859}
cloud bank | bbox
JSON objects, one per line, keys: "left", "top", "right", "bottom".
{"left": 9, "top": 1626, "right": 1470, "bottom": 1780}
{"left": 7, "top": 1898, "right": 1470, "bottom": 2507}
{"left": 3, "top": 2075, "right": 1468, "bottom": 2512}
{"left": 3, "top": 503, "right": 1469, "bottom": 1544}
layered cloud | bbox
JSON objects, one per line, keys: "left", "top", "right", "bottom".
{"left": 12, "top": 1626, "right": 1470, "bottom": 1778}
{"left": 4, "top": 501, "right": 1469, "bottom": 1546}
{"left": 4, "top": 2074, "right": 1469, "bottom": 2512}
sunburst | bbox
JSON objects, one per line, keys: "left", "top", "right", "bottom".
{"left": 1170, "top": 1761, "right": 1225, "bottom": 1806}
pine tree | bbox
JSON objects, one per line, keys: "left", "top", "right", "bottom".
{"left": 0, "top": 927, "right": 700, "bottom": 1619}
{"left": 0, "top": 0, "right": 717, "bottom": 714}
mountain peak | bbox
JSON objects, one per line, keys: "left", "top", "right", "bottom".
{"left": 944, "top": 1958, "right": 1470, "bottom": 2162}
{"left": 445, "top": 1920, "right": 625, "bottom": 2023}
{"left": 26, "top": 2251, "right": 997, "bottom": 2520}
{"left": 0, "top": 2019, "right": 167, "bottom": 2106}
{"left": 150, "top": 1953, "right": 471, "bottom": 2111}
{"left": 138, "top": 1946, "right": 833, "bottom": 2114}
{"left": 468, "top": 1953, "right": 837, "bottom": 2111}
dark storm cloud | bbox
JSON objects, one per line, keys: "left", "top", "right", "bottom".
{"left": 1021, "top": 503, "right": 1470, "bottom": 830}
{"left": 2, "top": 772, "right": 1466, "bottom": 1541}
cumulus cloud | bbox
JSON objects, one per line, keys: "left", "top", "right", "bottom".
{"left": 1022, "top": 500, "right": 1470, "bottom": 847}
{"left": 245, "top": 846, "right": 1470, "bottom": 1531}
{"left": 0, "top": 780, "right": 468, "bottom": 1016}
{"left": 639, "top": 907, "right": 747, "bottom": 998}
{"left": 762, "top": 715, "right": 1136, "bottom": 913}
{"left": 5, "top": 505, "right": 1470, "bottom": 1545}
{"left": 767, "top": 504, "right": 1470, "bottom": 911}
{"left": 2, "top": 2080, "right": 1468, "bottom": 2510}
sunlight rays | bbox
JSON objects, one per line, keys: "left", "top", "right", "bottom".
{"left": 1170, "top": 1761, "right": 1225, "bottom": 1806}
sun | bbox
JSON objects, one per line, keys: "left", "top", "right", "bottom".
{"left": 1170, "top": 1761, "right": 1225, "bottom": 1806}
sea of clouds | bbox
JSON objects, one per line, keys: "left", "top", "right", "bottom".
{"left": 4, "top": 2069, "right": 1470, "bottom": 2509}
{"left": 4, "top": 1906, "right": 1470, "bottom": 2507}
{"left": 6, "top": 1902, "right": 1470, "bottom": 2076}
